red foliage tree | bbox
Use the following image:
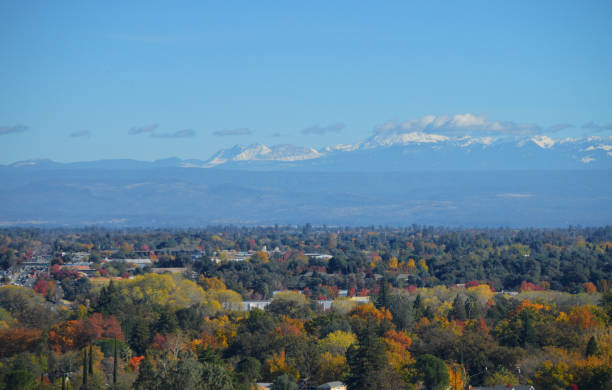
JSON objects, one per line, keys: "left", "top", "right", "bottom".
{"left": 0, "top": 328, "right": 42, "bottom": 358}
{"left": 465, "top": 280, "right": 480, "bottom": 288}
{"left": 84, "top": 313, "right": 124, "bottom": 342}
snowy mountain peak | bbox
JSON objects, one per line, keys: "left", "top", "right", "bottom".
{"left": 531, "top": 135, "right": 556, "bottom": 149}
{"left": 202, "top": 143, "right": 324, "bottom": 167}
{"left": 364, "top": 131, "right": 450, "bottom": 148}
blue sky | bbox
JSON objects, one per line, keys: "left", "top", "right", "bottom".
{"left": 1, "top": 1, "right": 611, "bottom": 163}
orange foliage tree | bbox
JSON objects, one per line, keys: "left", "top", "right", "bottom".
{"left": 383, "top": 330, "right": 413, "bottom": 373}
{"left": 49, "top": 314, "right": 123, "bottom": 352}
{"left": 49, "top": 320, "right": 85, "bottom": 352}
{"left": 349, "top": 303, "right": 392, "bottom": 325}
{"left": 0, "top": 328, "right": 42, "bottom": 358}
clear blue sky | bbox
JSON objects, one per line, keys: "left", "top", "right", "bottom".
{"left": 1, "top": 1, "right": 611, "bottom": 163}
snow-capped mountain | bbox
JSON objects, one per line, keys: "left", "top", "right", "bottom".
{"left": 196, "top": 133, "right": 612, "bottom": 171}
{"left": 5, "top": 133, "right": 612, "bottom": 171}
{"left": 198, "top": 144, "right": 323, "bottom": 168}
{"left": 2, "top": 133, "right": 611, "bottom": 227}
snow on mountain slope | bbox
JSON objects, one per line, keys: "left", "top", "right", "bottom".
{"left": 200, "top": 144, "right": 323, "bottom": 167}
{"left": 5, "top": 135, "right": 612, "bottom": 171}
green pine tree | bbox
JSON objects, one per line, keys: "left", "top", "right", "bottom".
{"left": 346, "top": 319, "right": 387, "bottom": 390}
{"left": 520, "top": 311, "right": 537, "bottom": 347}
{"left": 586, "top": 335, "right": 599, "bottom": 357}
{"left": 416, "top": 354, "right": 449, "bottom": 390}
{"left": 450, "top": 295, "right": 466, "bottom": 321}
{"left": 97, "top": 280, "right": 121, "bottom": 315}
{"left": 130, "top": 319, "right": 151, "bottom": 355}
{"left": 113, "top": 338, "right": 118, "bottom": 388}
{"left": 82, "top": 348, "right": 88, "bottom": 387}
{"left": 88, "top": 344, "right": 93, "bottom": 376}
{"left": 375, "top": 277, "right": 390, "bottom": 310}
{"left": 413, "top": 294, "right": 425, "bottom": 320}
{"left": 133, "top": 353, "right": 157, "bottom": 390}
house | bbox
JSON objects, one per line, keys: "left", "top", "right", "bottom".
{"left": 104, "top": 258, "right": 152, "bottom": 267}
{"left": 241, "top": 300, "right": 271, "bottom": 311}
{"left": 304, "top": 253, "right": 333, "bottom": 261}
{"left": 316, "top": 300, "right": 333, "bottom": 311}
{"left": 316, "top": 381, "right": 346, "bottom": 390}
{"left": 211, "top": 250, "right": 253, "bottom": 263}
{"left": 62, "top": 263, "right": 96, "bottom": 277}
{"left": 350, "top": 296, "right": 370, "bottom": 304}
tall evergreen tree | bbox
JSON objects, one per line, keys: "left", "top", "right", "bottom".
{"left": 82, "top": 348, "right": 88, "bottom": 387}
{"left": 413, "top": 294, "right": 425, "bottom": 320}
{"left": 113, "top": 338, "right": 118, "bottom": 388}
{"left": 586, "top": 335, "right": 599, "bottom": 357}
{"left": 346, "top": 320, "right": 387, "bottom": 390}
{"left": 416, "top": 354, "right": 449, "bottom": 390}
{"left": 450, "top": 295, "right": 466, "bottom": 321}
{"left": 133, "top": 353, "right": 157, "bottom": 390}
{"left": 97, "top": 280, "right": 121, "bottom": 315}
{"left": 130, "top": 318, "right": 151, "bottom": 355}
{"left": 375, "top": 277, "right": 390, "bottom": 310}
{"left": 88, "top": 344, "right": 93, "bottom": 376}
{"left": 519, "top": 311, "right": 537, "bottom": 347}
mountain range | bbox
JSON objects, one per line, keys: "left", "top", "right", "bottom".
{"left": 1, "top": 132, "right": 611, "bottom": 227}
{"left": 7, "top": 133, "right": 612, "bottom": 171}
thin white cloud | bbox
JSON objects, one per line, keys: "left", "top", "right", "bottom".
{"left": 582, "top": 122, "right": 612, "bottom": 132}
{"left": 0, "top": 124, "right": 28, "bottom": 135}
{"left": 302, "top": 123, "right": 345, "bottom": 135}
{"left": 129, "top": 124, "right": 193, "bottom": 138}
{"left": 129, "top": 124, "right": 158, "bottom": 135}
{"left": 152, "top": 129, "right": 195, "bottom": 138}
{"left": 497, "top": 193, "right": 533, "bottom": 198}
{"left": 213, "top": 128, "right": 253, "bottom": 137}
{"left": 70, "top": 130, "right": 90, "bottom": 138}
{"left": 548, "top": 123, "right": 573, "bottom": 133}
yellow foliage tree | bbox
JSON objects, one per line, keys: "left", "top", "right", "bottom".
{"left": 209, "top": 289, "right": 242, "bottom": 311}
{"left": 482, "top": 370, "right": 517, "bottom": 387}
{"left": 407, "top": 258, "right": 416, "bottom": 273}
{"left": 447, "top": 362, "right": 466, "bottom": 390}
{"left": 318, "top": 330, "right": 357, "bottom": 355}
{"left": 199, "top": 276, "right": 226, "bottom": 291}
{"left": 115, "top": 274, "right": 222, "bottom": 314}
{"left": 383, "top": 330, "right": 413, "bottom": 374}
{"left": 533, "top": 361, "right": 573, "bottom": 390}
{"left": 266, "top": 350, "right": 299, "bottom": 381}
{"left": 387, "top": 257, "right": 399, "bottom": 270}
{"left": 315, "top": 352, "right": 348, "bottom": 384}
{"left": 250, "top": 251, "right": 270, "bottom": 263}
{"left": 418, "top": 258, "right": 428, "bottom": 272}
